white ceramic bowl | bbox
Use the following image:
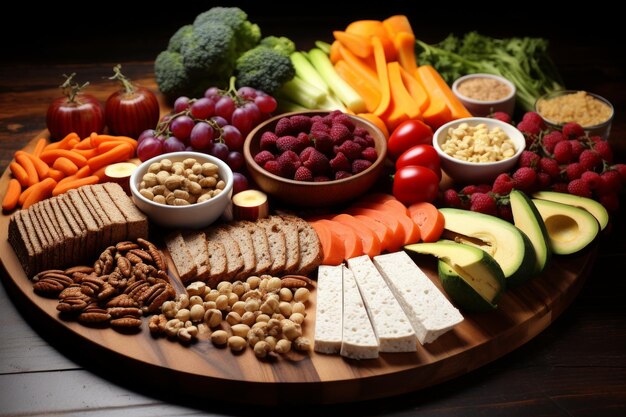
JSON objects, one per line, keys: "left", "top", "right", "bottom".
{"left": 452, "top": 73, "right": 516, "bottom": 117}
{"left": 130, "top": 151, "right": 233, "bottom": 230}
{"left": 433, "top": 117, "right": 526, "bottom": 184}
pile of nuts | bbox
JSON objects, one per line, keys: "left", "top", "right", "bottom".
{"left": 32, "top": 238, "right": 175, "bottom": 331}
{"left": 149, "top": 274, "right": 313, "bottom": 358}
{"left": 138, "top": 158, "right": 226, "bottom": 206}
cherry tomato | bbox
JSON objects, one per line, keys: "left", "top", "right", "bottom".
{"left": 387, "top": 119, "right": 433, "bottom": 160}
{"left": 105, "top": 65, "right": 160, "bottom": 138}
{"left": 392, "top": 165, "right": 440, "bottom": 205}
{"left": 395, "top": 144, "right": 442, "bottom": 179}
{"left": 46, "top": 74, "right": 104, "bottom": 140}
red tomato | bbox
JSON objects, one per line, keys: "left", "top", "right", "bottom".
{"left": 387, "top": 119, "right": 433, "bottom": 160}
{"left": 392, "top": 165, "right": 440, "bottom": 205}
{"left": 395, "top": 145, "right": 442, "bottom": 179}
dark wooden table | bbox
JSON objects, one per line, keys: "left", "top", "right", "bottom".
{"left": 1, "top": 8, "right": 625, "bottom": 416}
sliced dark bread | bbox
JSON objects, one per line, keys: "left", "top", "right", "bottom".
{"left": 225, "top": 223, "right": 256, "bottom": 280}
{"left": 34, "top": 201, "right": 61, "bottom": 268}
{"left": 25, "top": 207, "right": 52, "bottom": 271}
{"left": 42, "top": 199, "right": 72, "bottom": 266}
{"left": 165, "top": 232, "right": 197, "bottom": 284}
{"left": 65, "top": 188, "right": 99, "bottom": 256}
{"left": 182, "top": 231, "right": 211, "bottom": 282}
{"left": 276, "top": 216, "right": 301, "bottom": 274}
{"left": 238, "top": 220, "right": 272, "bottom": 276}
{"left": 205, "top": 226, "right": 243, "bottom": 281}
{"left": 46, "top": 197, "right": 77, "bottom": 266}
{"left": 8, "top": 210, "right": 40, "bottom": 277}
{"left": 283, "top": 215, "right": 323, "bottom": 276}
{"left": 258, "top": 216, "right": 287, "bottom": 276}
{"left": 56, "top": 195, "right": 88, "bottom": 262}
{"left": 206, "top": 241, "right": 227, "bottom": 286}
{"left": 78, "top": 186, "right": 109, "bottom": 250}
{"left": 102, "top": 182, "right": 148, "bottom": 240}
{"left": 92, "top": 184, "right": 127, "bottom": 243}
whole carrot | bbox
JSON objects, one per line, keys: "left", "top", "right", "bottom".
{"left": 2, "top": 178, "right": 22, "bottom": 212}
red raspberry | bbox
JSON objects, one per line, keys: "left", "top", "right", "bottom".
{"left": 599, "top": 192, "right": 620, "bottom": 212}
{"left": 589, "top": 135, "right": 603, "bottom": 144}
{"left": 442, "top": 189, "right": 463, "bottom": 208}
{"left": 470, "top": 192, "right": 498, "bottom": 216}
{"left": 581, "top": 171, "right": 602, "bottom": 189}
{"left": 476, "top": 184, "right": 493, "bottom": 193}
{"left": 361, "top": 147, "right": 378, "bottom": 162}
{"left": 612, "top": 163, "right": 626, "bottom": 181}
{"left": 353, "top": 136, "right": 370, "bottom": 148}
{"left": 537, "top": 172, "right": 551, "bottom": 189}
{"left": 552, "top": 182, "right": 568, "bottom": 193}
{"left": 260, "top": 131, "right": 278, "bottom": 151}
{"left": 569, "top": 140, "right": 585, "bottom": 159}
{"left": 312, "top": 132, "right": 333, "bottom": 154}
{"left": 263, "top": 160, "right": 281, "bottom": 176}
{"left": 334, "top": 171, "right": 353, "bottom": 180}
{"left": 578, "top": 150, "right": 602, "bottom": 170}
{"left": 519, "top": 150, "right": 540, "bottom": 168}
{"left": 276, "top": 150, "right": 301, "bottom": 178}
{"left": 363, "top": 134, "right": 375, "bottom": 147}
{"left": 553, "top": 140, "right": 573, "bottom": 164}
{"left": 352, "top": 159, "right": 373, "bottom": 174}
{"left": 565, "top": 162, "right": 586, "bottom": 180}
{"left": 277, "top": 135, "right": 305, "bottom": 154}
{"left": 491, "top": 111, "right": 512, "bottom": 123}
{"left": 253, "top": 150, "right": 275, "bottom": 167}
{"left": 310, "top": 121, "right": 329, "bottom": 134}
{"left": 522, "top": 111, "right": 545, "bottom": 127}
{"left": 313, "top": 175, "right": 330, "bottom": 182}
{"left": 353, "top": 127, "right": 368, "bottom": 137}
{"left": 562, "top": 122, "right": 585, "bottom": 139}
{"left": 297, "top": 132, "right": 311, "bottom": 148}
{"left": 593, "top": 140, "right": 613, "bottom": 163}
{"left": 541, "top": 131, "right": 564, "bottom": 153}
{"left": 332, "top": 114, "right": 355, "bottom": 132}
{"left": 497, "top": 204, "right": 513, "bottom": 222}
{"left": 329, "top": 124, "right": 351, "bottom": 144}
{"left": 513, "top": 167, "right": 537, "bottom": 192}
{"left": 335, "top": 140, "right": 362, "bottom": 160}
{"left": 274, "top": 117, "right": 294, "bottom": 136}
{"left": 460, "top": 185, "right": 479, "bottom": 195}
{"left": 516, "top": 120, "right": 541, "bottom": 135}
{"left": 299, "top": 146, "right": 315, "bottom": 162}
{"left": 492, "top": 173, "right": 514, "bottom": 195}
{"left": 294, "top": 166, "right": 313, "bottom": 181}
{"left": 567, "top": 179, "right": 592, "bottom": 198}
{"left": 329, "top": 152, "right": 351, "bottom": 172}
{"left": 289, "top": 115, "right": 312, "bottom": 133}
{"left": 539, "top": 157, "right": 561, "bottom": 179}
{"left": 301, "top": 148, "right": 331, "bottom": 175}
{"left": 328, "top": 110, "right": 344, "bottom": 119}
{"left": 598, "top": 170, "right": 622, "bottom": 194}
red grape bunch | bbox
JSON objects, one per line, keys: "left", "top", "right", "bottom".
{"left": 136, "top": 78, "right": 278, "bottom": 194}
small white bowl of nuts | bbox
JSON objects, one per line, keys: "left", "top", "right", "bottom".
{"left": 130, "top": 151, "right": 234, "bottom": 229}
{"left": 433, "top": 117, "right": 526, "bottom": 184}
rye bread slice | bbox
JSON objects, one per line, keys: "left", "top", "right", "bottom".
{"left": 165, "top": 232, "right": 197, "bottom": 284}
{"left": 283, "top": 215, "right": 323, "bottom": 276}
{"left": 102, "top": 182, "right": 148, "bottom": 241}
{"left": 258, "top": 216, "right": 287, "bottom": 276}
{"left": 65, "top": 188, "right": 99, "bottom": 256}
{"left": 78, "top": 186, "right": 109, "bottom": 250}
{"left": 25, "top": 207, "right": 52, "bottom": 271}
{"left": 34, "top": 201, "right": 62, "bottom": 269}
{"left": 225, "top": 223, "right": 256, "bottom": 280}
{"left": 46, "top": 197, "right": 76, "bottom": 266}
{"left": 56, "top": 196, "right": 88, "bottom": 262}
{"left": 276, "top": 216, "right": 301, "bottom": 275}
{"left": 237, "top": 220, "right": 272, "bottom": 276}
{"left": 205, "top": 226, "right": 243, "bottom": 281}
{"left": 8, "top": 210, "right": 40, "bottom": 277}
{"left": 92, "top": 184, "right": 127, "bottom": 243}
{"left": 182, "top": 231, "right": 211, "bottom": 282}
{"left": 206, "top": 241, "right": 227, "bottom": 286}
{"left": 41, "top": 198, "right": 71, "bottom": 266}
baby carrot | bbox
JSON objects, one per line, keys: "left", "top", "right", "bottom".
{"left": 15, "top": 151, "right": 49, "bottom": 179}
{"left": 22, "top": 178, "right": 57, "bottom": 209}
{"left": 46, "top": 168, "right": 66, "bottom": 182}
{"left": 52, "top": 175, "right": 99, "bottom": 197}
{"left": 53, "top": 157, "right": 79, "bottom": 176}
{"left": 10, "top": 161, "right": 31, "bottom": 187}
{"left": 2, "top": 178, "right": 22, "bottom": 212}
{"left": 43, "top": 132, "right": 80, "bottom": 151}
{"left": 15, "top": 153, "right": 39, "bottom": 186}
{"left": 39, "top": 149, "right": 88, "bottom": 167}
{"left": 91, "top": 134, "right": 138, "bottom": 150}
{"left": 72, "top": 137, "right": 93, "bottom": 150}
{"left": 87, "top": 143, "right": 133, "bottom": 172}
{"left": 92, "top": 166, "right": 108, "bottom": 181}
{"left": 32, "top": 138, "right": 47, "bottom": 157}
{"left": 72, "top": 148, "right": 99, "bottom": 159}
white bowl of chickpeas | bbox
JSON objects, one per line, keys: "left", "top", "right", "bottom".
{"left": 433, "top": 117, "right": 526, "bottom": 184}
{"left": 130, "top": 151, "right": 234, "bottom": 229}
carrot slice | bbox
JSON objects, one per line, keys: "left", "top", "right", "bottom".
{"left": 408, "top": 202, "right": 445, "bottom": 242}
{"left": 332, "top": 214, "right": 382, "bottom": 258}
{"left": 316, "top": 219, "right": 363, "bottom": 260}
{"left": 337, "top": 44, "right": 379, "bottom": 87}
{"left": 330, "top": 40, "right": 342, "bottom": 64}
{"left": 399, "top": 66, "right": 430, "bottom": 112}
{"left": 345, "top": 207, "right": 404, "bottom": 252}
{"left": 335, "top": 60, "right": 381, "bottom": 113}
{"left": 351, "top": 214, "right": 393, "bottom": 252}
{"left": 394, "top": 32, "right": 418, "bottom": 74}
{"left": 351, "top": 201, "right": 420, "bottom": 245}
{"left": 334, "top": 31, "right": 372, "bottom": 58}
{"left": 309, "top": 221, "right": 344, "bottom": 266}
{"left": 387, "top": 62, "right": 421, "bottom": 119}
{"left": 372, "top": 36, "right": 391, "bottom": 117}
{"left": 382, "top": 15, "right": 414, "bottom": 37}
{"left": 418, "top": 65, "right": 472, "bottom": 120}
{"left": 345, "top": 20, "right": 396, "bottom": 61}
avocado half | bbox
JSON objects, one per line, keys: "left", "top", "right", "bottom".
{"left": 532, "top": 191, "right": 609, "bottom": 231}
{"left": 405, "top": 240, "right": 506, "bottom": 312}
{"left": 510, "top": 190, "right": 552, "bottom": 275}
{"left": 531, "top": 198, "right": 600, "bottom": 255}
{"left": 440, "top": 208, "right": 536, "bottom": 288}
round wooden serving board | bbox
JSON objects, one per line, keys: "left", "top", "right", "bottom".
{"left": 0, "top": 138, "right": 596, "bottom": 405}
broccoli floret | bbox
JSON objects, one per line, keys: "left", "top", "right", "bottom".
{"left": 193, "top": 7, "right": 261, "bottom": 55}
{"left": 235, "top": 47, "right": 295, "bottom": 94}
{"left": 154, "top": 50, "right": 191, "bottom": 98}
{"left": 259, "top": 36, "right": 296, "bottom": 57}
{"left": 181, "top": 23, "right": 236, "bottom": 78}
{"left": 167, "top": 25, "right": 193, "bottom": 53}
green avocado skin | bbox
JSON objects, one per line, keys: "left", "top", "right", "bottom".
{"left": 438, "top": 261, "right": 497, "bottom": 312}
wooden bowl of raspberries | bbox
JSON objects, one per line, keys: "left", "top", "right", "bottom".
{"left": 244, "top": 110, "right": 387, "bottom": 207}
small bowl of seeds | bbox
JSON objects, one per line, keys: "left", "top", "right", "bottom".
{"left": 452, "top": 73, "right": 517, "bottom": 117}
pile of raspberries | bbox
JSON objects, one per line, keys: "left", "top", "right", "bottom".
{"left": 253, "top": 110, "right": 378, "bottom": 182}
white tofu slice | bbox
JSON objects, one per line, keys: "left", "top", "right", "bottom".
{"left": 314, "top": 265, "right": 344, "bottom": 354}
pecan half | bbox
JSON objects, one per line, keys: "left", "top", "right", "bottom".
{"left": 110, "top": 316, "right": 142, "bottom": 328}
{"left": 108, "top": 307, "right": 143, "bottom": 318}
{"left": 148, "top": 314, "right": 167, "bottom": 335}
{"left": 64, "top": 266, "right": 94, "bottom": 275}
{"left": 57, "top": 296, "right": 88, "bottom": 313}
{"left": 78, "top": 310, "right": 111, "bottom": 324}
{"left": 116, "top": 256, "right": 132, "bottom": 277}
{"left": 281, "top": 274, "right": 314, "bottom": 285}
{"left": 129, "top": 249, "right": 153, "bottom": 263}
{"left": 32, "top": 270, "right": 65, "bottom": 282}
{"left": 116, "top": 241, "right": 139, "bottom": 251}
{"left": 106, "top": 294, "right": 138, "bottom": 308}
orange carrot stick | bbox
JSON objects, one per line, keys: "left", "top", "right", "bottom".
{"left": 90, "top": 134, "right": 138, "bottom": 150}
{"left": 46, "top": 168, "right": 66, "bottom": 182}
{"left": 16, "top": 151, "right": 49, "bottom": 179}
{"left": 91, "top": 166, "right": 108, "bottom": 181}
{"left": 43, "top": 132, "right": 80, "bottom": 151}
{"left": 419, "top": 65, "right": 472, "bottom": 119}
{"left": 2, "top": 178, "right": 22, "bottom": 211}
{"left": 387, "top": 62, "right": 421, "bottom": 119}
{"left": 333, "top": 30, "right": 373, "bottom": 58}
{"left": 337, "top": 44, "right": 379, "bottom": 87}
{"left": 52, "top": 175, "right": 99, "bottom": 197}
{"left": 39, "top": 149, "right": 88, "bottom": 167}
{"left": 72, "top": 137, "right": 93, "bottom": 150}
{"left": 372, "top": 36, "right": 391, "bottom": 117}
{"left": 32, "top": 138, "right": 47, "bottom": 157}
{"left": 335, "top": 60, "right": 381, "bottom": 113}
{"left": 22, "top": 178, "right": 57, "bottom": 209}
{"left": 71, "top": 148, "right": 99, "bottom": 159}
{"left": 53, "top": 157, "right": 79, "bottom": 176}
{"left": 86, "top": 143, "right": 133, "bottom": 172}
{"left": 14, "top": 153, "right": 39, "bottom": 186}
{"left": 398, "top": 66, "right": 430, "bottom": 112}
{"left": 10, "top": 162, "right": 30, "bottom": 187}
{"left": 394, "top": 32, "right": 418, "bottom": 74}
{"left": 382, "top": 15, "right": 414, "bottom": 37}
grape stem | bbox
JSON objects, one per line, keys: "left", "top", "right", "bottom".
{"left": 109, "top": 65, "right": 135, "bottom": 95}
{"left": 60, "top": 73, "right": 89, "bottom": 103}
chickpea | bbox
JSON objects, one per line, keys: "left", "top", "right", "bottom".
{"left": 231, "top": 324, "right": 251, "bottom": 338}
{"left": 211, "top": 330, "right": 229, "bottom": 345}
{"left": 275, "top": 339, "right": 292, "bottom": 354}
{"left": 204, "top": 309, "right": 222, "bottom": 328}
{"left": 294, "top": 288, "right": 310, "bottom": 303}
{"left": 189, "top": 304, "right": 205, "bottom": 322}
{"left": 253, "top": 341, "right": 272, "bottom": 358}
{"left": 228, "top": 336, "right": 247, "bottom": 352}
